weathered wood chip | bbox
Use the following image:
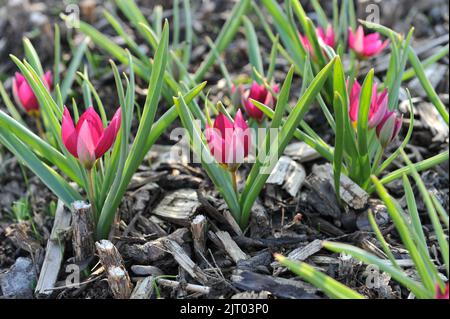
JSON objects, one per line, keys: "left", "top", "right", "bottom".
{"left": 416, "top": 102, "right": 449, "bottom": 142}
{"left": 312, "top": 164, "right": 369, "bottom": 209}
{"left": 271, "top": 239, "right": 323, "bottom": 271}
{"left": 231, "top": 270, "right": 318, "bottom": 298}
{"left": 153, "top": 188, "right": 200, "bottom": 226}
{"left": 162, "top": 238, "right": 208, "bottom": 284}
{"left": 35, "top": 200, "right": 71, "bottom": 297}
{"left": 145, "top": 144, "right": 189, "bottom": 169}
{"left": 130, "top": 276, "right": 154, "bottom": 299}
{"left": 215, "top": 231, "right": 249, "bottom": 263}
{"left": 284, "top": 142, "right": 321, "bottom": 163}
{"left": 267, "top": 156, "right": 306, "bottom": 197}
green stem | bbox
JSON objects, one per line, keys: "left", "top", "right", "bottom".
{"left": 231, "top": 169, "right": 238, "bottom": 197}
{"left": 371, "top": 147, "right": 385, "bottom": 175}
{"left": 32, "top": 113, "right": 45, "bottom": 140}
{"left": 86, "top": 168, "right": 97, "bottom": 221}
{"left": 354, "top": 59, "right": 361, "bottom": 79}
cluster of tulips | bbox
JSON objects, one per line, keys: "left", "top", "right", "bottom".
{"left": 9, "top": 24, "right": 401, "bottom": 195}
{"left": 0, "top": 0, "right": 448, "bottom": 300}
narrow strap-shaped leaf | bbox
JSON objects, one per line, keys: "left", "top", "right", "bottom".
{"left": 275, "top": 254, "right": 365, "bottom": 299}
{"left": 356, "top": 69, "right": 374, "bottom": 186}
{"left": 0, "top": 127, "right": 81, "bottom": 207}
{"left": 243, "top": 16, "right": 264, "bottom": 81}
{"left": 371, "top": 175, "right": 437, "bottom": 293}
{"left": 402, "top": 174, "right": 428, "bottom": 250}
{"left": 182, "top": 0, "right": 193, "bottom": 68}
{"left": 368, "top": 210, "right": 400, "bottom": 270}
{"left": 23, "top": 37, "right": 44, "bottom": 77}
{"left": 0, "top": 80, "right": 24, "bottom": 124}
{"left": 370, "top": 151, "right": 449, "bottom": 193}
{"left": 407, "top": 47, "right": 449, "bottom": 125}
{"left": 400, "top": 150, "right": 449, "bottom": 276}
{"left": 194, "top": 0, "right": 251, "bottom": 81}
{"left": 53, "top": 24, "right": 61, "bottom": 89}
{"left": 332, "top": 92, "right": 345, "bottom": 203}
{"left": 0, "top": 110, "right": 82, "bottom": 185}
{"left": 324, "top": 241, "right": 431, "bottom": 299}
{"left": 60, "top": 37, "right": 90, "bottom": 103}
{"left": 310, "top": 0, "right": 329, "bottom": 29}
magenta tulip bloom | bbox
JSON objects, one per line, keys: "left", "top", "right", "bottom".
{"left": 348, "top": 26, "right": 389, "bottom": 59}
{"left": 205, "top": 109, "right": 250, "bottom": 167}
{"left": 376, "top": 111, "right": 402, "bottom": 148}
{"left": 348, "top": 79, "right": 389, "bottom": 129}
{"left": 12, "top": 71, "right": 52, "bottom": 115}
{"left": 436, "top": 284, "right": 449, "bottom": 299}
{"left": 61, "top": 106, "right": 121, "bottom": 169}
{"left": 300, "top": 24, "right": 335, "bottom": 54}
{"left": 242, "top": 82, "right": 279, "bottom": 122}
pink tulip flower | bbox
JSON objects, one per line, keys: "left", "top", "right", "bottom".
{"left": 348, "top": 79, "right": 389, "bottom": 129}
{"left": 348, "top": 26, "right": 389, "bottom": 59}
{"left": 376, "top": 111, "right": 402, "bottom": 148}
{"left": 300, "top": 24, "right": 335, "bottom": 55}
{"left": 205, "top": 109, "right": 250, "bottom": 168}
{"left": 242, "top": 82, "right": 279, "bottom": 122}
{"left": 61, "top": 106, "right": 121, "bottom": 169}
{"left": 12, "top": 71, "right": 52, "bottom": 115}
{"left": 436, "top": 284, "right": 449, "bottom": 299}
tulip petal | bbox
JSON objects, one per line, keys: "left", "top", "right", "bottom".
{"left": 234, "top": 109, "right": 251, "bottom": 157}
{"left": 17, "top": 77, "right": 39, "bottom": 112}
{"left": 205, "top": 126, "right": 225, "bottom": 164}
{"left": 214, "top": 113, "right": 234, "bottom": 138}
{"left": 75, "top": 107, "right": 104, "bottom": 145}
{"left": 61, "top": 107, "right": 78, "bottom": 158}
{"left": 77, "top": 121, "right": 97, "bottom": 169}
{"left": 12, "top": 76, "right": 22, "bottom": 109}
{"left": 353, "top": 26, "right": 365, "bottom": 53}
{"left": 94, "top": 108, "right": 121, "bottom": 158}
{"left": 43, "top": 71, "right": 53, "bottom": 89}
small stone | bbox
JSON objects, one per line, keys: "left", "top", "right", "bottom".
{"left": 0, "top": 257, "right": 36, "bottom": 298}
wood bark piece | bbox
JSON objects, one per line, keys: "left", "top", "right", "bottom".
{"left": 156, "top": 278, "right": 210, "bottom": 295}
{"left": 231, "top": 270, "right": 318, "bottom": 298}
{"left": 130, "top": 276, "right": 154, "bottom": 299}
{"left": 215, "top": 231, "right": 249, "bottom": 263}
{"left": 312, "top": 164, "right": 369, "bottom": 209}
{"left": 271, "top": 239, "right": 322, "bottom": 271}
{"left": 71, "top": 201, "right": 95, "bottom": 263}
{"left": 107, "top": 266, "right": 133, "bottom": 299}
{"left": 249, "top": 200, "right": 271, "bottom": 239}
{"left": 96, "top": 240, "right": 125, "bottom": 267}
{"left": 284, "top": 142, "right": 321, "bottom": 163}
{"left": 131, "top": 265, "right": 164, "bottom": 277}
{"left": 35, "top": 200, "right": 71, "bottom": 297}
{"left": 152, "top": 189, "right": 200, "bottom": 226}
{"left": 161, "top": 238, "right": 208, "bottom": 284}
{"left": 124, "top": 228, "right": 190, "bottom": 264}
{"left": 197, "top": 191, "right": 242, "bottom": 236}
{"left": 267, "top": 156, "right": 306, "bottom": 197}
{"left": 95, "top": 240, "right": 133, "bottom": 299}
{"left": 416, "top": 102, "right": 449, "bottom": 142}
{"left": 191, "top": 214, "right": 207, "bottom": 259}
